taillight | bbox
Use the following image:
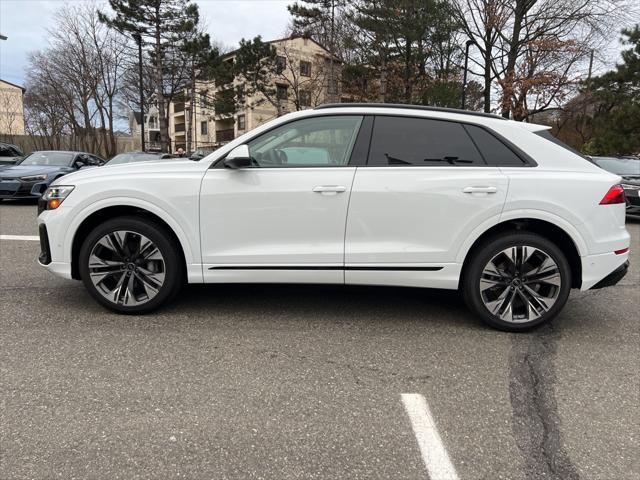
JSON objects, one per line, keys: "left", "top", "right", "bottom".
{"left": 599, "top": 185, "right": 625, "bottom": 205}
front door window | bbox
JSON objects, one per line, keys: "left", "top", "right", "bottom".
{"left": 247, "top": 116, "right": 363, "bottom": 167}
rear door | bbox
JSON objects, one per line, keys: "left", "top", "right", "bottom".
{"left": 344, "top": 115, "right": 509, "bottom": 289}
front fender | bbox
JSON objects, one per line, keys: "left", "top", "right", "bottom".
{"left": 64, "top": 196, "right": 199, "bottom": 269}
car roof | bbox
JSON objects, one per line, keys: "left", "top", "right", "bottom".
{"left": 315, "top": 102, "right": 507, "bottom": 121}
{"left": 308, "top": 103, "right": 550, "bottom": 133}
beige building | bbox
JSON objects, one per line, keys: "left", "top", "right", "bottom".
{"left": 128, "top": 105, "right": 163, "bottom": 151}
{"left": 0, "top": 79, "right": 26, "bottom": 136}
{"left": 169, "top": 35, "right": 341, "bottom": 151}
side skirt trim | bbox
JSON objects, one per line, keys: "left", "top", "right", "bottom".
{"left": 208, "top": 265, "right": 444, "bottom": 272}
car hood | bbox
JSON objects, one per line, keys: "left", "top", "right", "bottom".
{"left": 52, "top": 158, "right": 206, "bottom": 185}
{"left": 0, "top": 165, "right": 73, "bottom": 179}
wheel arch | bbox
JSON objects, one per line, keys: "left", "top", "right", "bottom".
{"left": 70, "top": 205, "right": 189, "bottom": 281}
{"left": 460, "top": 217, "right": 583, "bottom": 289}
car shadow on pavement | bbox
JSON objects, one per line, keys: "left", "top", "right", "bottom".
{"left": 165, "top": 283, "right": 484, "bottom": 331}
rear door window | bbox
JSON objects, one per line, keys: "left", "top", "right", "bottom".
{"left": 368, "top": 116, "right": 485, "bottom": 166}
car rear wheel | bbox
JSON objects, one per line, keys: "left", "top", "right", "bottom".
{"left": 79, "top": 216, "right": 183, "bottom": 314}
{"left": 462, "top": 232, "right": 571, "bottom": 331}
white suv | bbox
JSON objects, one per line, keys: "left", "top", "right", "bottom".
{"left": 37, "top": 104, "right": 630, "bottom": 331}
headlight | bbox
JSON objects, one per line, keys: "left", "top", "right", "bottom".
{"left": 621, "top": 184, "right": 640, "bottom": 191}
{"left": 42, "top": 185, "right": 75, "bottom": 210}
{"left": 20, "top": 174, "right": 47, "bottom": 182}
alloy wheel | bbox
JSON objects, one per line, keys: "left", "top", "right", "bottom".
{"left": 88, "top": 230, "right": 166, "bottom": 306}
{"left": 479, "top": 245, "right": 562, "bottom": 323}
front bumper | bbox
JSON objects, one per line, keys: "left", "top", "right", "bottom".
{"left": 591, "top": 261, "right": 629, "bottom": 289}
{"left": 0, "top": 179, "right": 45, "bottom": 199}
{"left": 38, "top": 223, "right": 52, "bottom": 265}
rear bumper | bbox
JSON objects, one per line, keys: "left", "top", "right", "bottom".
{"left": 625, "top": 188, "right": 640, "bottom": 215}
{"left": 581, "top": 250, "right": 630, "bottom": 290}
{"left": 591, "top": 261, "right": 629, "bottom": 289}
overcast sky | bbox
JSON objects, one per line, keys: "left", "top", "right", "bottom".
{"left": 0, "top": 0, "right": 633, "bottom": 89}
{"left": 0, "top": 0, "right": 292, "bottom": 87}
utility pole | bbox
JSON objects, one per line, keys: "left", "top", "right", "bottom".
{"left": 132, "top": 32, "right": 146, "bottom": 152}
{"left": 329, "top": 0, "right": 336, "bottom": 103}
{"left": 587, "top": 49, "right": 594, "bottom": 81}
{"left": 461, "top": 40, "right": 476, "bottom": 110}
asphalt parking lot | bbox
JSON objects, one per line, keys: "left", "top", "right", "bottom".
{"left": 1, "top": 201, "right": 638, "bottom": 480}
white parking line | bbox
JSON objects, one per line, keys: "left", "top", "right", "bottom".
{"left": 0, "top": 235, "right": 40, "bottom": 241}
{"left": 401, "top": 393, "right": 459, "bottom": 480}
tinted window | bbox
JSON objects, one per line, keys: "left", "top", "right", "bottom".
{"left": 534, "top": 129, "right": 587, "bottom": 159}
{"left": 368, "top": 116, "right": 484, "bottom": 166}
{"left": 248, "top": 116, "right": 363, "bottom": 167}
{"left": 464, "top": 125, "right": 526, "bottom": 166}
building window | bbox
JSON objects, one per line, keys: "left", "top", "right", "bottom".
{"left": 237, "top": 114, "right": 246, "bottom": 131}
{"left": 201, "top": 121, "right": 208, "bottom": 135}
{"left": 276, "top": 56, "right": 286, "bottom": 73}
{"left": 299, "top": 90, "right": 311, "bottom": 107}
{"left": 277, "top": 85, "right": 288, "bottom": 101}
{"left": 300, "top": 60, "right": 312, "bottom": 77}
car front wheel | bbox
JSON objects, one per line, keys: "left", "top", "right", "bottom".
{"left": 463, "top": 232, "right": 572, "bottom": 331}
{"left": 79, "top": 216, "right": 183, "bottom": 314}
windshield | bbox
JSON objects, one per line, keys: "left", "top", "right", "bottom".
{"left": 20, "top": 151, "right": 74, "bottom": 166}
{"left": 107, "top": 153, "right": 162, "bottom": 165}
{"left": 593, "top": 157, "right": 640, "bottom": 176}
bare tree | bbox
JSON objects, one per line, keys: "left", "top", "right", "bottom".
{"left": 24, "top": 3, "right": 127, "bottom": 156}
{"left": 452, "top": 0, "right": 509, "bottom": 112}
{"left": 453, "top": 0, "right": 638, "bottom": 118}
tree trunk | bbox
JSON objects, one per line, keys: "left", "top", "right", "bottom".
{"left": 483, "top": 43, "right": 492, "bottom": 113}
{"left": 501, "top": 0, "right": 527, "bottom": 118}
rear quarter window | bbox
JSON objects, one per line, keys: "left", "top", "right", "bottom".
{"left": 464, "top": 124, "right": 527, "bottom": 167}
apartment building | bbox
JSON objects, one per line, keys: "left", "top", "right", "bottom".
{"left": 128, "top": 105, "right": 163, "bottom": 150}
{"left": 168, "top": 35, "right": 341, "bottom": 151}
{"left": 0, "top": 79, "right": 26, "bottom": 136}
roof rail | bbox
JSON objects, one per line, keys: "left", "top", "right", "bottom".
{"left": 314, "top": 103, "right": 506, "bottom": 120}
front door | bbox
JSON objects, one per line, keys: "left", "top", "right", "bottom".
{"left": 200, "top": 115, "right": 365, "bottom": 284}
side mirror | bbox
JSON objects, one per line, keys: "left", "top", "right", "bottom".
{"left": 74, "top": 161, "right": 85, "bottom": 169}
{"left": 223, "top": 145, "right": 252, "bottom": 169}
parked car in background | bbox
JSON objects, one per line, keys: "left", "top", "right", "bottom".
{"left": 189, "top": 148, "right": 215, "bottom": 160}
{"left": 37, "top": 104, "right": 630, "bottom": 331}
{"left": 590, "top": 156, "right": 640, "bottom": 217}
{"left": 0, "top": 151, "right": 104, "bottom": 200}
{"left": 0, "top": 142, "right": 24, "bottom": 166}
{"left": 105, "top": 152, "right": 175, "bottom": 165}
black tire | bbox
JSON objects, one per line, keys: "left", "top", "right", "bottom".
{"left": 462, "top": 232, "right": 571, "bottom": 331}
{"left": 79, "top": 215, "right": 184, "bottom": 314}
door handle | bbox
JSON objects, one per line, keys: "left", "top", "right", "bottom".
{"left": 313, "top": 185, "right": 347, "bottom": 194}
{"left": 463, "top": 186, "right": 498, "bottom": 194}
